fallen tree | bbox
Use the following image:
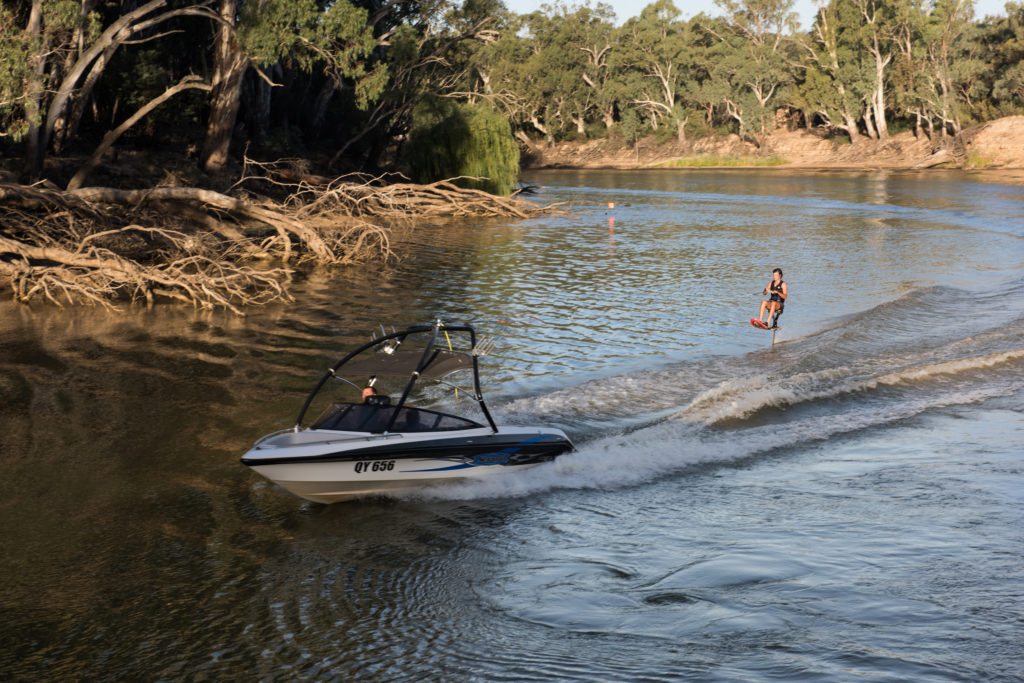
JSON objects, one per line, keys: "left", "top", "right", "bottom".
{"left": 0, "top": 172, "right": 555, "bottom": 313}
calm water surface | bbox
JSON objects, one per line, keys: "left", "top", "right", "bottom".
{"left": 2, "top": 169, "right": 1023, "bottom": 680}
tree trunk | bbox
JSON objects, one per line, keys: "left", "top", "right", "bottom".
{"left": 842, "top": 112, "right": 862, "bottom": 144}
{"left": 515, "top": 130, "right": 540, "bottom": 153}
{"left": 872, "top": 46, "right": 889, "bottom": 139}
{"left": 243, "top": 69, "right": 273, "bottom": 141}
{"left": 528, "top": 115, "right": 551, "bottom": 142}
{"left": 23, "top": 0, "right": 46, "bottom": 180}
{"left": 602, "top": 104, "right": 615, "bottom": 132}
{"left": 571, "top": 114, "right": 585, "bottom": 135}
{"left": 862, "top": 104, "right": 878, "bottom": 140}
{"left": 42, "top": 0, "right": 170, "bottom": 163}
{"left": 873, "top": 86, "right": 888, "bottom": 139}
{"left": 310, "top": 78, "right": 338, "bottom": 138}
{"left": 200, "top": 0, "right": 249, "bottom": 173}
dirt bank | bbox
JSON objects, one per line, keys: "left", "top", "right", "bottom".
{"left": 523, "top": 115, "right": 1024, "bottom": 171}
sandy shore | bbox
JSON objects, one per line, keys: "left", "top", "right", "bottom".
{"left": 523, "top": 115, "right": 1024, "bottom": 172}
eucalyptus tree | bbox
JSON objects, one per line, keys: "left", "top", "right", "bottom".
{"left": 674, "top": 14, "right": 726, "bottom": 134}
{"left": 921, "top": 0, "right": 982, "bottom": 134}
{"left": 326, "top": 0, "right": 508, "bottom": 167}
{"left": 0, "top": 1, "right": 58, "bottom": 152}
{"left": 983, "top": 2, "right": 1024, "bottom": 114}
{"left": 524, "top": 7, "right": 598, "bottom": 137}
{"left": 798, "top": 0, "right": 870, "bottom": 142}
{"left": 474, "top": 5, "right": 601, "bottom": 142}
{"left": 561, "top": 2, "right": 618, "bottom": 134}
{"left": 705, "top": 0, "right": 799, "bottom": 143}
{"left": 886, "top": 0, "right": 931, "bottom": 137}
{"left": 1, "top": 0, "right": 220, "bottom": 180}
{"left": 887, "top": 0, "right": 983, "bottom": 139}
{"left": 850, "top": 0, "right": 914, "bottom": 139}
{"left": 466, "top": 12, "right": 539, "bottom": 137}
{"left": 614, "top": 0, "right": 695, "bottom": 142}
{"left": 474, "top": 11, "right": 558, "bottom": 140}
{"left": 200, "top": 0, "right": 384, "bottom": 172}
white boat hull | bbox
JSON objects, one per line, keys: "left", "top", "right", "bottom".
{"left": 241, "top": 425, "right": 572, "bottom": 503}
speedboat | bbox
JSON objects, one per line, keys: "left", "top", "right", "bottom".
{"left": 241, "top": 321, "right": 574, "bottom": 503}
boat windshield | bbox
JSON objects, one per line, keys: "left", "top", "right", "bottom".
{"left": 311, "top": 402, "right": 483, "bottom": 433}
{"left": 340, "top": 349, "right": 472, "bottom": 380}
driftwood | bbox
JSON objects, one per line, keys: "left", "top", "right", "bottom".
{"left": 0, "top": 171, "right": 555, "bottom": 313}
{"left": 912, "top": 149, "right": 954, "bottom": 169}
{"left": 0, "top": 234, "right": 290, "bottom": 314}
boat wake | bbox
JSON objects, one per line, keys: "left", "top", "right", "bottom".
{"left": 680, "top": 347, "right": 1024, "bottom": 426}
{"left": 395, "top": 280, "right": 1024, "bottom": 504}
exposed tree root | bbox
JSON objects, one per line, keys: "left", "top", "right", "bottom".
{"left": 0, "top": 233, "right": 292, "bottom": 315}
{"left": 0, "top": 171, "right": 553, "bottom": 312}
{"left": 235, "top": 157, "right": 566, "bottom": 219}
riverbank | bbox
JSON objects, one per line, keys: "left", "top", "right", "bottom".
{"left": 522, "top": 115, "right": 1024, "bottom": 171}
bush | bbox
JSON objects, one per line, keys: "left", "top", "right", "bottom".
{"left": 405, "top": 99, "right": 520, "bottom": 196}
{"left": 887, "top": 118, "right": 913, "bottom": 136}
{"left": 585, "top": 121, "right": 608, "bottom": 139}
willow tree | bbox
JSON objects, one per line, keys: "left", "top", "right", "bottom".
{"left": 404, "top": 99, "right": 519, "bottom": 196}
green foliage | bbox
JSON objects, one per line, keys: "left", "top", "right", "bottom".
{"left": 886, "top": 118, "right": 914, "bottom": 136}
{"left": 405, "top": 99, "right": 520, "bottom": 196}
{"left": 654, "top": 125, "right": 676, "bottom": 144}
{"left": 617, "top": 107, "right": 645, "bottom": 146}
{"left": 585, "top": 121, "right": 609, "bottom": 139}
{"left": 1, "top": 0, "right": 1022, "bottom": 181}
{"left": 120, "top": 49, "right": 175, "bottom": 128}
{"left": 983, "top": 4, "right": 1024, "bottom": 111}
{"left": 0, "top": 7, "right": 30, "bottom": 139}
{"left": 237, "top": 0, "right": 383, "bottom": 109}
{"left": 0, "top": 0, "right": 86, "bottom": 141}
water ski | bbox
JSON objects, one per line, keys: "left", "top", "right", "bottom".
{"left": 750, "top": 318, "right": 770, "bottom": 330}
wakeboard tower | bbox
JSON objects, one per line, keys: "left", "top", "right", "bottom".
{"left": 240, "top": 320, "right": 575, "bottom": 503}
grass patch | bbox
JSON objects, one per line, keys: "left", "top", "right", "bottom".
{"left": 964, "top": 151, "right": 992, "bottom": 169}
{"left": 656, "top": 154, "right": 789, "bottom": 168}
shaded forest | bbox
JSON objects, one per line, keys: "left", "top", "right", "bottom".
{"left": 1, "top": 0, "right": 1022, "bottom": 311}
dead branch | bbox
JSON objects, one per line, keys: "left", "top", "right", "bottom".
{"left": 234, "top": 157, "right": 561, "bottom": 220}
{"left": 67, "top": 75, "right": 213, "bottom": 191}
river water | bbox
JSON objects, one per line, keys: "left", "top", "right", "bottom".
{"left": 2, "top": 169, "right": 1023, "bottom": 681}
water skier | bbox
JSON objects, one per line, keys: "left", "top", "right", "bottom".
{"left": 756, "top": 268, "right": 787, "bottom": 329}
